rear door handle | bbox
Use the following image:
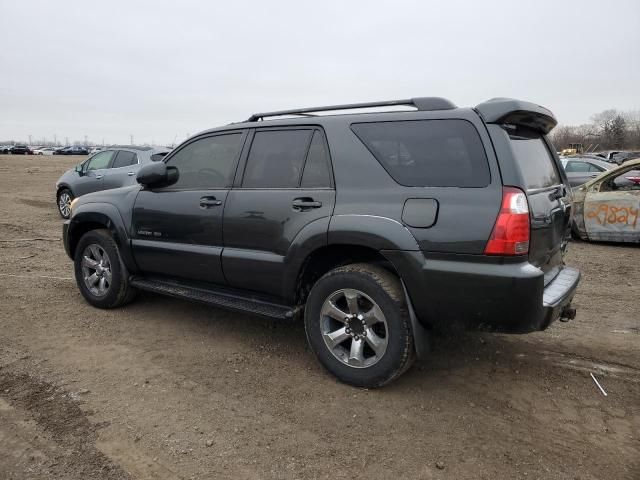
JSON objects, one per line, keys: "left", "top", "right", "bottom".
{"left": 128, "top": 171, "right": 135, "bottom": 176}
{"left": 292, "top": 197, "right": 322, "bottom": 210}
{"left": 95, "top": 175, "right": 103, "bottom": 180}
{"left": 200, "top": 196, "right": 222, "bottom": 207}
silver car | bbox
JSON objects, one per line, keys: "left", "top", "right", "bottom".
{"left": 561, "top": 157, "right": 614, "bottom": 187}
{"left": 55, "top": 146, "right": 169, "bottom": 218}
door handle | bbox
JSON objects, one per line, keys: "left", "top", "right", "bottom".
{"left": 128, "top": 171, "right": 135, "bottom": 176}
{"left": 292, "top": 197, "right": 322, "bottom": 210}
{"left": 199, "top": 196, "right": 223, "bottom": 207}
{"left": 95, "top": 175, "right": 103, "bottom": 179}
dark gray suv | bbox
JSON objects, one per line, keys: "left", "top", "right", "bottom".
{"left": 55, "top": 146, "right": 169, "bottom": 218}
{"left": 62, "top": 97, "right": 580, "bottom": 387}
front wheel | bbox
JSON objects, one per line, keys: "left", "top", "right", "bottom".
{"left": 304, "top": 263, "right": 414, "bottom": 388}
{"left": 74, "top": 229, "right": 136, "bottom": 309}
{"left": 57, "top": 189, "right": 73, "bottom": 219}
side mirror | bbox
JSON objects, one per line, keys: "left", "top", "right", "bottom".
{"left": 136, "top": 162, "right": 179, "bottom": 188}
{"left": 75, "top": 163, "right": 83, "bottom": 173}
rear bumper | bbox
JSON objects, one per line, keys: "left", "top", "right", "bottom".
{"left": 382, "top": 250, "right": 580, "bottom": 333}
{"left": 541, "top": 266, "right": 580, "bottom": 326}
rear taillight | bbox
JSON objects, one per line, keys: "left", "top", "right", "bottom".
{"left": 484, "top": 187, "right": 530, "bottom": 256}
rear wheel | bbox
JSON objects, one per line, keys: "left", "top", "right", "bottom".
{"left": 74, "top": 229, "right": 136, "bottom": 309}
{"left": 304, "top": 263, "right": 414, "bottom": 388}
{"left": 57, "top": 189, "right": 73, "bottom": 219}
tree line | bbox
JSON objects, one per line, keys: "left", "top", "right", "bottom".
{"left": 550, "top": 109, "right": 640, "bottom": 152}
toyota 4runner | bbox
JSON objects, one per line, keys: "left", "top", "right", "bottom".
{"left": 62, "top": 97, "right": 580, "bottom": 387}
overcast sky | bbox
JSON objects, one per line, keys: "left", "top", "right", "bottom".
{"left": 1, "top": 0, "right": 639, "bottom": 145}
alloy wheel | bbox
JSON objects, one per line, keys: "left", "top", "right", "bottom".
{"left": 58, "top": 192, "right": 72, "bottom": 218}
{"left": 319, "top": 288, "right": 389, "bottom": 368}
{"left": 81, "top": 244, "right": 112, "bottom": 297}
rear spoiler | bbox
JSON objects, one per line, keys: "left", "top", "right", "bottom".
{"left": 475, "top": 98, "right": 557, "bottom": 135}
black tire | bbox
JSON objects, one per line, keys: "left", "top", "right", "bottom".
{"left": 57, "top": 188, "right": 74, "bottom": 219}
{"left": 304, "top": 263, "right": 414, "bottom": 388}
{"left": 74, "top": 229, "right": 137, "bottom": 309}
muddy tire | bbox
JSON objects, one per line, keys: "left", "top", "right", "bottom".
{"left": 304, "top": 263, "right": 414, "bottom": 388}
{"left": 74, "top": 229, "right": 137, "bottom": 309}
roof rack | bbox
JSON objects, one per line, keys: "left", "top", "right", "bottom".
{"left": 246, "top": 97, "right": 456, "bottom": 122}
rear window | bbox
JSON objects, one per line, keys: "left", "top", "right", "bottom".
{"left": 508, "top": 127, "right": 561, "bottom": 189}
{"left": 351, "top": 119, "right": 490, "bottom": 187}
{"left": 111, "top": 150, "right": 137, "bottom": 168}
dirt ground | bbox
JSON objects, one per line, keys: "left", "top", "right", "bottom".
{"left": 0, "top": 154, "right": 638, "bottom": 480}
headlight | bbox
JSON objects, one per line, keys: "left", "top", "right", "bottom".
{"left": 70, "top": 198, "right": 79, "bottom": 215}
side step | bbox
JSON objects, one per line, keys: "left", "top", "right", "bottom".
{"left": 130, "top": 276, "right": 297, "bottom": 320}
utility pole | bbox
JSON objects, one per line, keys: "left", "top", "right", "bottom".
{"left": 84, "top": 135, "right": 88, "bottom": 146}
{"left": 54, "top": 134, "right": 57, "bottom": 146}
{"left": 28, "top": 135, "right": 32, "bottom": 145}
{"left": 65, "top": 136, "right": 69, "bottom": 146}
{"left": 130, "top": 134, "right": 134, "bottom": 145}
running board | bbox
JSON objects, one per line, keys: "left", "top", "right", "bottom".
{"left": 130, "top": 276, "right": 296, "bottom": 320}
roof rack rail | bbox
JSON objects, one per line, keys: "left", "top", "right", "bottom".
{"left": 246, "top": 97, "right": 456, "bottom": 122}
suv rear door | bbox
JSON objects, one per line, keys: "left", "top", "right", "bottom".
{"left": 222, "top": 127, "right": 335, "bottom": 297}
{"left": 504, "top": 126, "right": 571, "bottom": 282}
{"left": 131, "top": 131, "right": 247, "bottom": 284}
{"left": 102, "top": 150, "right": 139, "bottom": 190}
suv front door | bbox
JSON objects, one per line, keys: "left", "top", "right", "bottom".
{"left": 74, "top": 150, "right": 115, "bottom": 196}
{"left": 222, "top": 128, "right": 335, "bottom": 297}
{"left": 131, "top": 131, "right": 247, "bottom": 284}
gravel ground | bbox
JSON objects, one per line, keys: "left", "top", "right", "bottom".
{"left": 0, "top": 154, "right": 638, "bottom": 479}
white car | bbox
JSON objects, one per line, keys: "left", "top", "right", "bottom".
{"left": 89, "top": 147, "right": 104, "bottom": 155}
{"left": 32, "top": 147, "right": 57, "bottom": 156}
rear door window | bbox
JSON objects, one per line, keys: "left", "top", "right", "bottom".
{"left": 508, "top": 127, "right": 561, "bottom": 189}
{"left": 242, "top": 130, "right": 312, "bottom": 188}
{"left": 111, "top": 150, "right": 137, "bottom": 168}
{"left": 351, "top": 119, "right": 490, "bottom": 187}
{"left": 565, "top": 161, "right": 590, "bottom": 173}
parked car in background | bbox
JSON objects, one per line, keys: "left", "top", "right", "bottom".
{"left": 572, "top": 158, "right": 640, "bottom": 243}
{"left": 9, "top": 145, "right": 32, "bottom": 155}
{"left": 32, "top": 147, "right": 57, "bottom": 155}
{"left": 561, "top": 157, "right": 614, "bottom": 187}
{"left": 55, "top": 145, "right": 169, "bottom": 218}
{"left": 611, "top": 151, "right": 640, "bottom": 165}
{"left": 0, "top": 145, "right": 13, "bottom": 153}
{"left": 61, "top": 97, "right": 580, "bottom": 387}
{"left": 89, "top": 146, "right": 104, "bottom": 155}
{"left": 55, "top": 146, "right": 90, "bottom": 155}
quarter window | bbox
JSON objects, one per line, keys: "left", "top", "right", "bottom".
{"left": 167, "top": 133, "right": 244, "bottom": 189}
{"left": 351, "top": 119, "right": 490, "bottom": 187}
{"left": 111, "top": 151, "right": 137, "bottom": 168}
{"left": 242, "top": 130, "right": 312, "bottom": 188}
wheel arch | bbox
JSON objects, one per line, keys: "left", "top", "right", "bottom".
{"left": 56, "top": 183, "right": 75, "bottom": 198}
{"left": 67, "top": 204, "right": 137, "bottom": 272}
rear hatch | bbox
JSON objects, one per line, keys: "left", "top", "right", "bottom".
{"left": 507, "top": 126, "right": 571, "bottom": 283}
